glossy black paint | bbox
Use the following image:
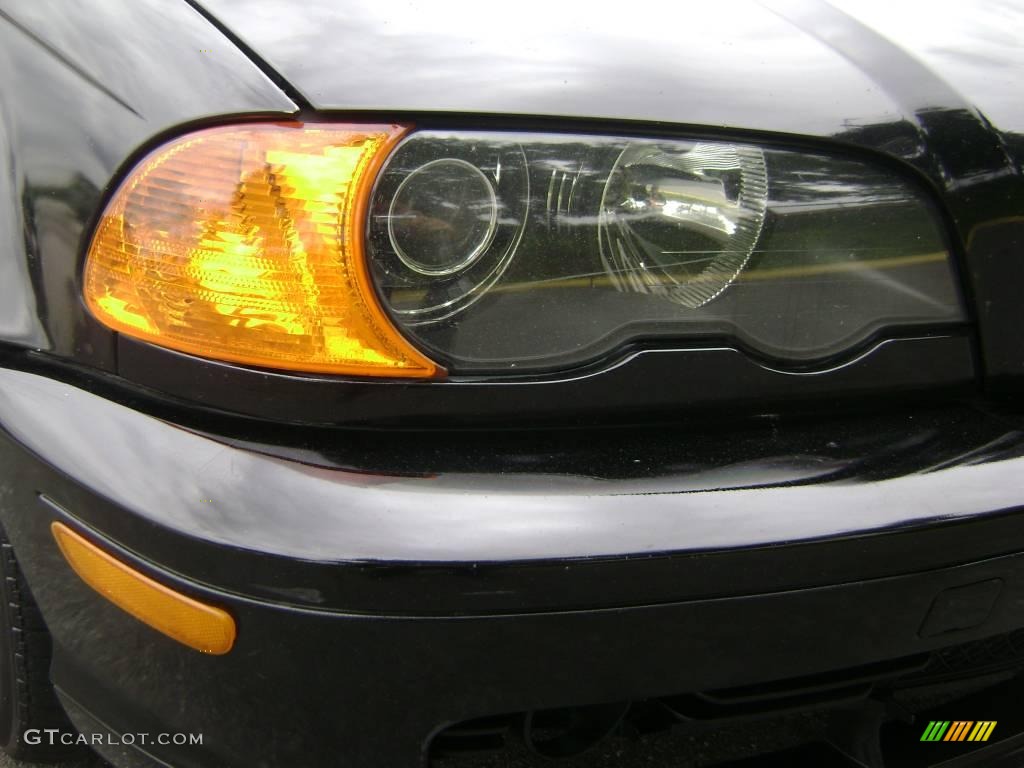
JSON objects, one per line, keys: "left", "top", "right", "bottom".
{"left": 1, "top": 368, "right": 1023, "bottom": 618}
{"left": 1, "top": 1, "right": 1023, "bottom": 767}
{"left": 4, "top": 389, "right": 1024, "bottom": 766}
{"left": 198, "top": 0, "right": 1022, "bottom": 134}
{"left": 31, "top": 528, "right": 1024, "bottom": 768}
{"left": 1, "top": 366, "right": 1005, "bottom": 566}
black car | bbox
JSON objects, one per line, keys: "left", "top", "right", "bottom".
{"left": 0, "top": 1, "right": 1023, "bottom": 767}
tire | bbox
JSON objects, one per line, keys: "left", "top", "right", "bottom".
{"left": 0, "top": 527, "right": 86, "bottom": 762}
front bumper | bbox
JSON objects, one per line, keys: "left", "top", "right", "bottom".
{"left": 2, "top": 367, "right": 1024, "bottom": 767}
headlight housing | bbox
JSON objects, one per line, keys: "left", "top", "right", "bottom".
{"left": 85, "top": 122, "right": 964, "bottom": 378}
{"left": 369, "top": 131, "right": 963, "bottom": 373}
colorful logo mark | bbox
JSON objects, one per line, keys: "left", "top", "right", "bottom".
{"left": 920, "top": 721, "right": 997, "bottom": 742}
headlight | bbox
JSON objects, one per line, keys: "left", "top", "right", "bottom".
{"left": 85, "top": 122, "right": 964, "bottom": 378}
{"left": 369, "top": 130, "right": 963, "bottom": 373}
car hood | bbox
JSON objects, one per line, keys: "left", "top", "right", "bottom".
{"left": 198, "top": 0, "right": 1022, "bottom": 140}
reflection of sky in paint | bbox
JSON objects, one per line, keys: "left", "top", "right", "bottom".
{"left": 202, "top": 0, "right": 902, "bottom": 135}
{"left": 831, "top": 0, "right": 1024, "bottom": 131}
{"left": 1, "top": 0, "right": 293, "bottom": 187}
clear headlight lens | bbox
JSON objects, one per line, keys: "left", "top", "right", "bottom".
{"left": 369, "top": 131, "right": 964, "bottom": 372}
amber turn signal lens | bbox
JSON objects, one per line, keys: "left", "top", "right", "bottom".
{"left": 51, "top": 522, "right": 235, "bottom": 655}
{"left": 84, "top": 122, "right": 439, "bottom": 377}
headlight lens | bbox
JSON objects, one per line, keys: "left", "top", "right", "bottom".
{"left": 369, "top": 131, "right": 964, "bottom": 373}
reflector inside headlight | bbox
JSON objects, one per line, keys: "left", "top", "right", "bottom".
{"left": 600, "top": 141, "right": 768, "bottom": 308}
{"left": 368, "top": 131, "right": 964, "bottom": 372}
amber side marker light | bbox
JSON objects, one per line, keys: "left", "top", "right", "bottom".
{"left": 84, "top": 122, "right": 439, "bottom": 378}
{"left": 51, "top": 522, "right": 235, "bottom": 655}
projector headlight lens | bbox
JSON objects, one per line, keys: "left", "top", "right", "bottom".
{"left": 368, "top": 138, "right": 528, "bottom": 323}
{"left": 388, "top": 158, "right": 499, "bottom": 277}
